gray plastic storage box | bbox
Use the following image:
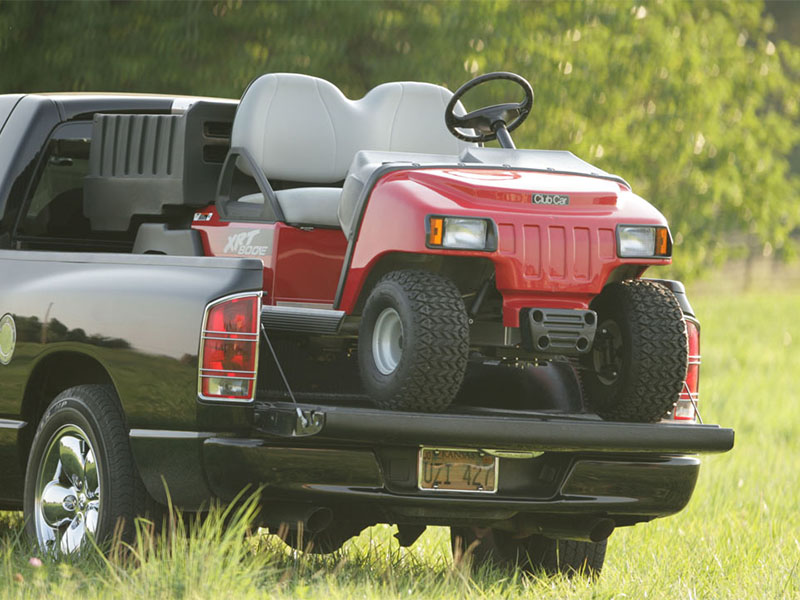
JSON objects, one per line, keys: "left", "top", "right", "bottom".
{"left": 83, "top": 101, "right": 235, "bottom": 232}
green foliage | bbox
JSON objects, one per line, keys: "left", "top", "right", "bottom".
{"left": 0, "top": 1, "right": 797, "bottom": 277}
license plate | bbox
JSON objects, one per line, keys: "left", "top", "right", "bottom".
{"left": 418, "top": 447, "right": 498, "bottom": 493}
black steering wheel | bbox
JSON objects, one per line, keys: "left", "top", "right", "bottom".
{"left": 445, "top": 72, "right": 534, "bottom": 145}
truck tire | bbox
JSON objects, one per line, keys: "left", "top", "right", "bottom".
{"left": 358, "top": 270, "right": 469, "bottom": 412}
{"left": 581, "top": 279, "right": 688, "bottom": 422}
{"left": 23, "top": 385, "right": 158, "bottom": 553}
{"left": 450, "top": 527, "right": 606, "bottom": 577}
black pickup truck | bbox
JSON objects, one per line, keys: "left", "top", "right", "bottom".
{"left": 0, "top": 91, "right": 733, "bottom": 576}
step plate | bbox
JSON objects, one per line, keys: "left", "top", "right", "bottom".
{"left": 261, "top": 305, "right": 345, "bottom": 335}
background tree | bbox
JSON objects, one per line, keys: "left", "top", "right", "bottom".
{"left": 0, "top": 0, "right": 797, "bottom": 278}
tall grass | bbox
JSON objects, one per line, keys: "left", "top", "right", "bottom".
{"left": 1, "top": 289, "right": 798, "bottom": 598}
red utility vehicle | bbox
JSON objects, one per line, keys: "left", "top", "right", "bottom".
{"left": 191, "top": 71, "right": 691, "bottom": 423}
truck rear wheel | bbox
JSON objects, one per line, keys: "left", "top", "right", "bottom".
{"left": 581, "top": 280, "right": 688, "bottom": 422}
{"left": 358, "top": 270, "right": 469, "bottom": 412}
{"left": 23, "top": 385, "right": 158, "bottom": 553}
{"left": 450, "top": 526, "right": 606, "bottom": 577}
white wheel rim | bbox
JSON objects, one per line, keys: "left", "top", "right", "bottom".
{"left": 34, "top": 424, "right": 101, "bottom": 554}
{"left": 372, "top": 307, "right": 403, "bottom": 375}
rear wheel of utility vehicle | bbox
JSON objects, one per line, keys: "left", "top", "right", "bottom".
{"left": 358, "top": 270, "right": 469, "bottom": 412}
{"left": 24, "top": 385, "right": 159, "bottom": 554}
{"left": 450, "top": 527, "right": 606, "bottom": 577}
{"left": 580, "top": 279, "right": 688, "bottom": 422}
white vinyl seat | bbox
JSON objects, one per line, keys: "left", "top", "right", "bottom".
{"left": 239, "top": 188, "right": 342, "bottom": 228}
{"left": 230, "top": 73, "right": 473, "bottom": 230}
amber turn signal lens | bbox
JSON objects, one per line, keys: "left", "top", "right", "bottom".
{"left": 429, "top": 217, "right": 444, "bottom": 246}
{"left": 655, "top": 227, "right": 670, "bottom": 257}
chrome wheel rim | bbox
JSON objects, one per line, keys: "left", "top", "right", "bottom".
{"left": 372, "top": 307, "right": 403, "bottom": 375}
{"left": 34, "top": 424, "right": 101, "bottom": 554}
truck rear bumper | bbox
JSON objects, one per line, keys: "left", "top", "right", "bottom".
{"left": 192, "top": 402, "right": 731, "bottom": 526}
{"left": 202, "top": 439, "right": 701, "bottom": 525}
{"left": 131, "top": 403, "right": 732, "bottom": 525}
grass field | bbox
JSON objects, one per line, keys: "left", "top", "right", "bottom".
{"left": 1, "top": 289, "right": 798, "bottom": 599}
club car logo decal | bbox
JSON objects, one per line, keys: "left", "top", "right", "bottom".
{"left": 223, "top": 229, "right": 273, "bottom": 256}
{"left": 531, "top": 193, "right": 570, "bottom": 206}
{"left": 0, "top": 314, "right": 16, "bottom": 365}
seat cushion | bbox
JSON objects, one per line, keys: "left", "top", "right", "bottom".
{"left": 240, "top": 187, "right": 341, "bottom": 228}
{"left": 132, "top": 223, "right": 204, "bottom": 255}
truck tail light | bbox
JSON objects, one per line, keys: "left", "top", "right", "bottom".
{"left": 673, "top": 317, "right": 700, "bottom": 421}
{"left": 198, "top": 292, "right": 261, "bottom": 402}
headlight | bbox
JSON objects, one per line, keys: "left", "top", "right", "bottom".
{"left": 427, "top": 216, "right": 495, "bottom": 251}
{"left": 617, "top": 225, "right": 671, "bottom": 258}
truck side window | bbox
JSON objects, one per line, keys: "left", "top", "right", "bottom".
{"left": 19, "top": 138, "right": 91, "bottom": 238}
{"left": 15, "top": 122, "right": 131, "bottom": 252}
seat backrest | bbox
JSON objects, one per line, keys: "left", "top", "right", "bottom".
{"left": 230, "top": 73, "right": 472, "bottom": 184}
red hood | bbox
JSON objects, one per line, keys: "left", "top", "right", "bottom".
{"left": 398, "top": 168, "right": 667, "bottom": 225}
